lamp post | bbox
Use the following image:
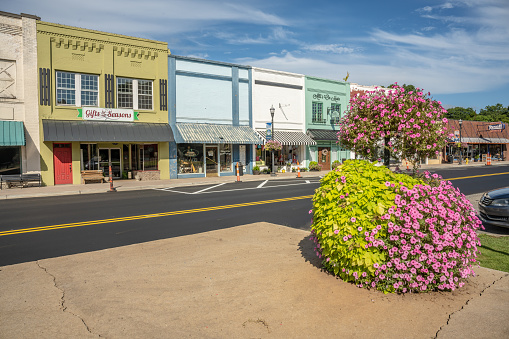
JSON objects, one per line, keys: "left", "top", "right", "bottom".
{"left": 270, "top": 105, "right": 276, "bottom": 176}
{"left": 459, "top": 119, "right": 463, "bottom": 165}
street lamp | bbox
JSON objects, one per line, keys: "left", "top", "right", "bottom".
{"left": 270, "top": 105, "right": 276, "bottom": 176}
{"left": 459, "top": 119, "right": 463, "bottom": 165}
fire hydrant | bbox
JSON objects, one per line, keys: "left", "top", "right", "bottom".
{"left": 466, "top": 158, "right": 469, "bottom": 165}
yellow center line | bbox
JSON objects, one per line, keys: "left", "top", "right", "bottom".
{"left": 446, "top": 171, "right": 509, "bottom": 181}
{"left": 0, "top": 195, "right": 313, "bottom": 237}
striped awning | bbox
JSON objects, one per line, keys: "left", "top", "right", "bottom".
{"left": 257, "top": 130, "right": 316, "bottom": 145}
{"left": 0, "top": 120, "right": 25, "bottom": 146}
{"left": 173, "top": 123, "right": 263, "bottom": 144}
{"left": 448, "top": 137, "right": 509, "bottom": 144}
{"left": 43, "top": 120, "right": 174, "bottom": 142}
{"left": 307, "top": 129, "right": 340, "bottom": 141}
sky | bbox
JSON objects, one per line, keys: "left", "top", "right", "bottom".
{"left": 4, "top": 0, "right": 509, "bottom": 112}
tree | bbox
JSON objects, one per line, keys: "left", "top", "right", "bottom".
{"left": 387, "top": 83, "right": 417, "bottom": 93}
{"left": 444, "top": 107, "right": 477, "bottom": 121}
{"left": 338, "top": 85, "right": 450, "bottom": 169}
{"left": 479, "top": 104, "right": 509, "bottom": 123}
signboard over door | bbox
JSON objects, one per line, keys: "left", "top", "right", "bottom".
{"left": 78, "top": 107, "right": 139, "bottom": 122}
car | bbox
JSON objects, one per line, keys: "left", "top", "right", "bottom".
{"left": 478, "top": 187, "right": 509, "bottom": 228}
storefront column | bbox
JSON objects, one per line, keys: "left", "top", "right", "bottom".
{"left": 169, "top": 141, "right": 178, "bottom": 179}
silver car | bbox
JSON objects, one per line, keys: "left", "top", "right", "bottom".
{"left": 478, "top": 187, "right": 509, "bottom": 228}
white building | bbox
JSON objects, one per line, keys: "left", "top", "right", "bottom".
{"left": 0, "top": 11, "right": 40, "bottom": 175}
{"left": 252, "top": 67, "right": 315, "bottom": 170}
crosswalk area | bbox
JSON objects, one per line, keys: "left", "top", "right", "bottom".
{"left": 153, "top": 177, "right": 322, "bottom": 195}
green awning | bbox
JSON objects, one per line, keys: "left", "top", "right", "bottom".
{"left": 0, "top": 121, "right": 25, "bottom": 146}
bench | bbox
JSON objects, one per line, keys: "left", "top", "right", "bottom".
{"left": 0, "top": 173, "right": 42, "bottom": 189}
{"left": 81, "top": 170, "right": 105, "bottom": 184}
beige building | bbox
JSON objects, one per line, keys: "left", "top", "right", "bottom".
{"left": 0, "top": 11, "right": 41, "bottom": 175}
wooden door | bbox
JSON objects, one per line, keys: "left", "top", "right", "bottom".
{"left": 319, "top": 147, "right": 331, "bottom": 171}
{"left": 54, "top": 143, "right": 73, "bottom": 185}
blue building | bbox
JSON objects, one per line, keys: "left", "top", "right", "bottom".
{"left": 168, "top": 56, "right": 261, "bottom": 178}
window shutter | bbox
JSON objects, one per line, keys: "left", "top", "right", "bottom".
{"left": 39, "top": 68, "right": 51, "bottom": 106}
{"left": 159, "top": 79, "right": 167, "bottom": 111}
{"left": 105, "top": 74, "right": 114, "bottom": 108}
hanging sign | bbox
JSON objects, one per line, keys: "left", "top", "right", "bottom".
{"left": 78, "top": 107, "right": 139, "bottom": 122}
{"left": 266, "top": 122, "right": 272, "bottom": 140}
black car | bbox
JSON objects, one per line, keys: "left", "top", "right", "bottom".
{"left": 478, "top": 187, "right": 509, "bottom": 228}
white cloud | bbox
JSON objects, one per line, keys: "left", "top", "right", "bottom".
{"left": 302, "top": 44, "right": 354, "bottom": 54}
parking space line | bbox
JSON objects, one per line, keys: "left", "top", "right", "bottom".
{"left": 257, "top": 180, "right": 268, "bottom": 188}
{"left": 192, "top": 182, "right": 226, "bottom": 194}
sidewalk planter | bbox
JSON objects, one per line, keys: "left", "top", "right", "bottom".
{"left": 133, "top": 170, "right": 160, "bottom": 181}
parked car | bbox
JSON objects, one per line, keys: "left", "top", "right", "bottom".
{"left": 478, "top": 187, "right": 509, "bottom": 228}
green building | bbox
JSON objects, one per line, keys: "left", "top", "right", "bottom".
{"left": 305, "top": 76, "right": 350, "bottom": 170}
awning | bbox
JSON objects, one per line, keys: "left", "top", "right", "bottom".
{"left": 256, "top": 130, "right": 316, "bottom": 145}
{"left": 43, "top": 120, "right": 174, "bottom": 142}
{"left": 307, "top": 129, "right": 340, "bottom": 141}
{"left": 173, "top": 123, "right": 263, "bottom": 144}
{"left": 448, "top": 137, "right": 509, "bottom": 144}
{"left": 0, "top": 120, "right": 25, "bottom": 146}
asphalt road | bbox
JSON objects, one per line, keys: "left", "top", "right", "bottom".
{"left": 1, "top": 165, "right": 508, "bottom": 266}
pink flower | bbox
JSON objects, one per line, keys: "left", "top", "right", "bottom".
{"left": 351, "top": 217, "right": 357, "bottom": 223}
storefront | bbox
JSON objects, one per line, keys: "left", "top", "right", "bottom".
{"left": 306, "top": 129, "right": 350, "bottom": 170}
{"left": 42, "top": 118, "right": 173, "bottom": 184}
{"left": 171, "top": 122, "right": 262, "bottom": 178}
{"left": 0, "top": 120, "right": 25, "bottom": 175}
{"left": 255, "top": 130, "right": 316, "bottom": 171}
{"left": 445, "top": 120, "right": 509, "bottom": 163}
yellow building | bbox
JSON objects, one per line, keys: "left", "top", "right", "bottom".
{"left": 37, "top": 21, "right": 172, "bottom": 185}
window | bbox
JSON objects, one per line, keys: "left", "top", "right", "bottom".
{"left": 177, "top": 143, "right": 204, "bottom": 174}
{"left": 117, "top": 78, "right": 153, "bottom": 110}
{"left": 56, "top": 71, "right": 98, "bottom": 106}
{"left": 312, "top": 102, "right": 324, "bottom": 123}
{"left": 220, "top": 144, "right": 232, "bottom": 172}
{"left": 330, "top": 103, "right": 341, "bottom": 124}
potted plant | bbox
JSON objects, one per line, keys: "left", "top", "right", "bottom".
{"left": 309, "top": 161, "right": 321, "bottom": 171}
{"left": 263, "top": 140, "right": 282, "bottom": 152}
{"left": 252, "top": 166, "right": 260, "bottom": 175}
{"left": 474, "top": 154, "right": 479, "bottom": 162}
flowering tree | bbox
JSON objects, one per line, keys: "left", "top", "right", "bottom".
{"left": 338, "top": 84, "right": 451, "bottom": 169}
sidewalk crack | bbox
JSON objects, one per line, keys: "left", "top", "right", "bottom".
{"left": 434, "top": 273, "right": 509, "bottom": 338}
{"left": 36, "top": 261, "right": 101, "bottom": 337}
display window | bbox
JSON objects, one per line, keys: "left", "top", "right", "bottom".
{"left": 178, "top": 143, "right": 204, "bottom": 174}
{"left": 0, "top": 147, "right": 21, "bottom": 175}
{"left": 220, "top": 144, "right": 232, "bottom": 172}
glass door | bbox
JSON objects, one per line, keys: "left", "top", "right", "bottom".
{"left": 205, "top": 146, "right": 218, "bottom": 177}
{"left": 99, "top": 148, "right": 122, "bottom": 178}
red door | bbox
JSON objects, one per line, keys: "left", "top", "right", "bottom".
{"left": 54, "top": 143, "right": 73, "bottom": 185}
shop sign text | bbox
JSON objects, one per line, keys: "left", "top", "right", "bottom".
{"left": 78, "top": 107, "right": 139, "bottom": 122}
{"left": 312, "top": 93, "right": 341, "bottom": 102}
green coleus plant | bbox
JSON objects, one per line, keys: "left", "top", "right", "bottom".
{"left": 310, "top": 159, "right": 482, "bottom": 293}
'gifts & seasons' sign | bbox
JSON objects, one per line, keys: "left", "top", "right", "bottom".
{"left": 78, "top": 108, "right": 139, "bottom": 122}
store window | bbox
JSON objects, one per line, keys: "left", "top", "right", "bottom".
{"left": 117, "top": 78, "right": 153, "bottom": 110}
{"left": 56, "top": 71, "right": 99, "bottom": 106}
{"left": 141, "top": 144, "right": 158, "bottom": 170}
{"left": 0, "top": 147, "right": 21, "bottom": 174}
{"left": 177, "top": 143, "right": 204, "bottom": 174}
{"left": 80, "top": 144, "right": 98, "bottom": 170}
{"left": 312, "top": 102, "right": 324, "bottom": 123}
{"left": 220, "top": 144, "right": 232, "bottom": 172}
{"left": 330, "top": 103, "right": 341, "bottom": 124}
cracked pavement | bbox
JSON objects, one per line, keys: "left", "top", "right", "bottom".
{"left": 1, "top": 222, "right": 508, "bottom": 338}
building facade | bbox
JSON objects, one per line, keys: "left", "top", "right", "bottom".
{"left": 37, "top": 21, "right": 172, "bottom": 186}
{"left": 305, "top": 76, "right": 351, "bottom": 170}
{"left": 252, "top": 67, "right": 315, "bottom": 171}
{"left": 168, "top": 55, "right": 261, "bottom": 178}
{"left": 446, "top": 120, "right": 508, "bottom": 163}
{"left": 0, "top": 11, "right": 40, "bottom": 176}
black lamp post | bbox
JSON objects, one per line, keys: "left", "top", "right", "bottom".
{"left": 270, "top": 105, "right": 276, "bottom": 176}
{"left": 459, "top": 119, "right": 463, "bottom": 165}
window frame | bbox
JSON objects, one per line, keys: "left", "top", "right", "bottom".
{"left": 116, "top": 77, "right": 153, "bottom": 110}
{"left": 312, "top": 102, "right": 324, "bottom": 124}
{"left": 55, "top": 71, "right": 99, "bottom": 107}
{"left": 330, "top": 103, "right": 341, "bottom": 124}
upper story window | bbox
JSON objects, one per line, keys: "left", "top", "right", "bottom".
{"left": 330, "top": 103, "right": 341, "bottom": 124}
{"left": 312, "top": 102, "right": 324, "bottom": 124}
{"left": 117, "top": 78, "right": 153, "bottom": 110}
{"left": 56, "top": 71, "right": 99, "bottom": 106}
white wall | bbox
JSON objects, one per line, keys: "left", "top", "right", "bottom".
{"left": 252, "top": 67, "right": 305, "bottom": 132}
{"left": 0, "top": 13, "right": 40, "bottom": 173}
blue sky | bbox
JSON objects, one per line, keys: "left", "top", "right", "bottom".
{"left": 5, "top": 0, "right": 509, "bottom": 111}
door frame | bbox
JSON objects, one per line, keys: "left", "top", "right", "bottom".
{"left": 205, "top": 145, "right": 219, "bottom": 177}
{"left": 318, "top": 147, "right": 331, "bottom": 171}
{"left": 99, "top": 148, "right": 122, "bottom": 179}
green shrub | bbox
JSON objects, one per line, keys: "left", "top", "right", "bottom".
{"left": 253, "top": 166, "right": 260, "bottom": 172}
{"left": 310, "top": 160, "right": 482, "bottom": 293}
{"left": 332, "top": 160, "right": 341, "bottom": 170}
{"left": 309, "top": 161, "right": 321, "bottom": 171}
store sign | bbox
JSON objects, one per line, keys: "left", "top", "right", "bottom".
{"left": 488, "top": 123, "right": 505, "bottom": 131}
{"left": 266, "top": 123, "right": 272, "bottom": 140}
{"left": 312, "top": 93, "right": 341, "bottom": 102}
{"left": 77, "top": 107, "right": 139, "bottom": 122}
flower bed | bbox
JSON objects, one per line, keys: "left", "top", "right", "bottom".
{"left": 310, "top": 160, "right": 482, "bottom": 293}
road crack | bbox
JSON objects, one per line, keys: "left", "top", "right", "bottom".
{"left": 434, "top": 273, "right": 509, "bottom": 338}
{"left": 36, "top": 261, "right": 101, "bottom": 337}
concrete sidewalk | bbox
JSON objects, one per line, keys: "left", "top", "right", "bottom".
{"left": 1, "top": 223, "right": 508, "bottom": 338}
